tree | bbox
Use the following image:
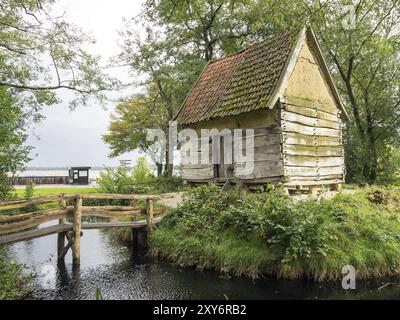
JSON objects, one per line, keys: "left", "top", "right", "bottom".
{"left": 0, "top": 0, "right": 118, "bottom": 111}
{"left": 306, "top": 0, "right": 400, "bottom": 184}
{"left": 115, "top": 25, "right": 205, "bottom": 176}
{"left": 0, "top": 0, "right": 118, "bottom": 197}
{"left": 0, "top": 87, "right": 31, "bottom": 199}
{"left": 103, "top": 94, "right": 168, "bottom": 175}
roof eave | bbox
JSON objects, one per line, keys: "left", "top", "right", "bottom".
{"left": 264, "top": 27, "right": 307, "bottom": 111}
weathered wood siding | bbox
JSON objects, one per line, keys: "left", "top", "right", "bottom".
{"left": 282, "top": 39, "right": 345, "bottom": 186}
{"left": 180, "top": 108, "right": 285, "bottom": 182}
{"left": 233, "top": 125, "right": 284, "bottom": 181}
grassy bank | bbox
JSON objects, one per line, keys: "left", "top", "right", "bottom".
{"left": 149, "top": 185, "right": 400, "bottom": 281}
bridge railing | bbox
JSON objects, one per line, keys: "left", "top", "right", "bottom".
{"left": 0, "top": 193, "right": 167, "bottom": 264}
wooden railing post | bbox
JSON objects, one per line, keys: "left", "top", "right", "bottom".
{"left": 129, "top": 196, "right": 136, "bottom": 242}
{"left": 57, "top": 194, "right": 67, "bottom": 260}
{"left": 146, "top": 198, "right": 154, "bottom": 232}
{"left": 72, "top": 195, "right": 82, "bottom": 266}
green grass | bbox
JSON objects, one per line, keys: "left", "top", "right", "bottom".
{"left": 149, "top": 185, "right": 400, "bottom": 281}
{"left": 15, "top": 187, "right": 100, "bottom": 198}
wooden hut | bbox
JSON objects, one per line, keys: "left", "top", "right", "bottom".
{"left": 68, "top": 167, "right": 91, "bottom": 185}
{"left": 174, "top": 27, "right": 348, "bottom": 193}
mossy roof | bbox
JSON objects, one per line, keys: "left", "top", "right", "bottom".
{"left": 175, "top": 30, "right": 295, "bottom": 125}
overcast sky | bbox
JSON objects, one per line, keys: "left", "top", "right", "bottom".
{"left": 26, "top": 0, "right": 145, "bottom": 168}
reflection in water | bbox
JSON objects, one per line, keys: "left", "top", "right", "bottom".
{"left": 5, "top": 226, "right": 400, "bottom": 300}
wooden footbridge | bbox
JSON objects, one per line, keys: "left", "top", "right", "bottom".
{"left": 0, "top": 193, "right": 166, "bottom": 265}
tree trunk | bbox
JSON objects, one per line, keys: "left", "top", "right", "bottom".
{"left": 366, "top": 101, "right": 377, "bottom": 184}
{"left": 367, "top": 126, "right": 378, "bottom": 185}
{"left": 165, "top": 147, "right": 174, "bottom": 177}
{"left": 156, "top": 162, "right": 163, "bottom": 176}
{"left": 165, "top": 133, "right": 174, "bottom": 177}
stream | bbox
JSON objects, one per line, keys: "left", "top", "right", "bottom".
{"left": 5, "top": 222, "right": 400, "bottom": 300}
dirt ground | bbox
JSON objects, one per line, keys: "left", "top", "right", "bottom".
{"left": 158, "top": 192, "right": 186, "bottom": 208}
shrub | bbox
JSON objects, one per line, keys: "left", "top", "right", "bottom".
{"left": 24, "top": 181, "right": 35, "bottom": 198}
{"left": 0, "top": 172, "right": 16, "bottom": 201}
{"left": 0, "top": 248, "right": 32, "bottom": 300}
{"left": 97, "top": 157, "right": 185, "bottom": 195}
{"left": 132, "top": 157, "right": 153, "bottom": 185}
{"left": 152, "top": 174, "right": 184, "bottom": 194}
{"left": 97, "top": 167, "right": 151, "bottom": 194}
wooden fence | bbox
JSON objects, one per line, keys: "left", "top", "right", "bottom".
{"left": 0, "top": 193, "right": 166, "bottom": 265}
{"left": 7, "top": 176, "right": 69, "bottom": 186}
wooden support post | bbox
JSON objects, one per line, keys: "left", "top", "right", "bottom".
{"left": 57, "top": 194, "right": 67, "bottom": 261}
{"left": 146, "top": 198, "right": 154, "bottom": 232}
{"left": 58, "top": 233, "right": 74, "bottom": 260}
{"left": 72, "top": 196, "right": 82, "bottom": 266}
{"left": 331, "top": 184, "right": 342, "bottom": 192}
{"left": 130, "top": 198, "right": 137, "bottom": 221}
{"left": 309, "top": 186, "right": 319, "bottom": 195}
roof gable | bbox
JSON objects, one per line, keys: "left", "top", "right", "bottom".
{"left": 175, "top": 27, "right": 348, "bottom": 125}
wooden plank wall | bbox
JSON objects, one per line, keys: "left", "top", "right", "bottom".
{"left": 180, "top": 126, "right": 286, "bottom": 182}
{"left": 281, "top": 96, "right": 345, "bottom": 186}
{"left": 233, "top": 126, "right": 284, "bottom": 181}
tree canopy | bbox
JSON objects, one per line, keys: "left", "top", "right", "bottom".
{"left": 0, "top": 87, "right": 31, "bottom": 199}
{"left": 0, "top": 0, "right": 118, "bottom": 112}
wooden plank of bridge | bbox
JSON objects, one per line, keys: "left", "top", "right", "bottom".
{"left": 72, "top": 196, "right": 82, "bottom": 266}
{"left": 0, "top": 224, "right": 72, "bottom": 245}
{"left": 81, "top": 217, "right": 162, "bottom": 229}
{"left": 80, "top": 194, "right": 160, "bottom": 200}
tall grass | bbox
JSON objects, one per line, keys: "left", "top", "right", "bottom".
{"left": 149, "top": 185, "right": 400, "bottom": 281}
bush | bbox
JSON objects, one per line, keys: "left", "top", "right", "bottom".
{"left": 152, "top": 174, "right": 184, "bottom": 194}
{"left": 150, "top": 185, "right": 400, "bottom": 281}
{"left": 132, "top": 157, "right": 153, "bottom": 185}
{"left": 0, "top": 249, "right": 32, "bottom": 300}
{"left": 97, "top": 166, "right": 149, "bottom": 194}
{"left": 0, "top": 172, "right": 16, "bottom": 201}
{"left": 97, "top": 157, "right": 185, "bottom": 195}
{"left": 24, "top": 181, "right": 35, "bottom": 199}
